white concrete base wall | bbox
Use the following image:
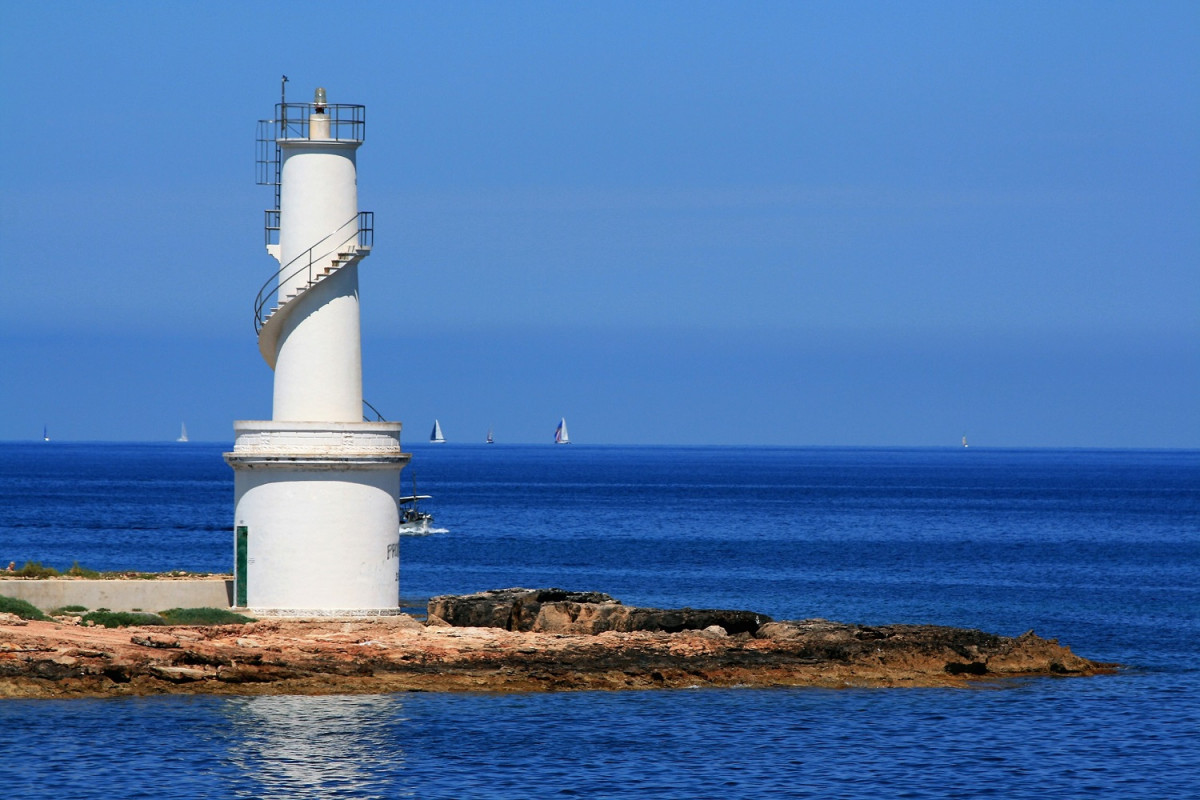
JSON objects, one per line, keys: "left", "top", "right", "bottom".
{"left": 233, "top": 470, "right": 401, "bottom": 610}
{"left": 226, "top": 421, "right": 408, "bottom": 615}
{"left": 0, "top": 579, "right": 232, "bottom": 613}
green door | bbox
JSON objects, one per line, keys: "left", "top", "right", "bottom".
{"left": 235, "top": 526, "right": 248, "bottom": 607}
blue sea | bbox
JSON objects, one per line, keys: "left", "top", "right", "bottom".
{"left": 1, "top": 443, "right": 1197, "bottom": 798}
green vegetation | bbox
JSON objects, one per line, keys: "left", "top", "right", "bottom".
{"left": 74, "top": 608, "right": 253, "bottom": 628}
{"left": 0, "top": 598, "right": 253, "bottom": 627}
{"left": 0, "top": 594, "right": 51, "bottom": 621}
{"left": 2, "top": 562, "right": 225, "bottom": 580}
{"left": 49, "top": 605, "right": 89, "bottom": 616}
{"left": 80, "top": 610, "right": 167, "bottom": 628}
{"left": 159, "top": 607, "right": 256, "bottom": 625}
{"left": 66, "top": 561, "right": 101, "bottom": 578}
{"left": 14, "top": 561, "right": 61, "bottom": 578}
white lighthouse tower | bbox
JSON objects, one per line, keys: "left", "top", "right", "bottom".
{"left": 224, "top": 85, "right": 408, "bottom": 616}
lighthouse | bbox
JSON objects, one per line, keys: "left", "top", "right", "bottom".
{"left": 224, "top": 85, "right": 408, "bottom": 616}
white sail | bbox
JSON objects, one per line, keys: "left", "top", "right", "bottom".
{"left": 554, "top": 417, "right": 570, "bottom": 444}
{"left": 177, "top": 423, "right": 188, "bottom": 443}
{"left": 486, "top": 427, "right": 494, "bottom": 444}
{"left": 430, "top": 419, "right": 445, "bottom": 443}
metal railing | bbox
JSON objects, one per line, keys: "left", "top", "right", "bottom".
{"left": 253, "top": 211, "right": 374, "bottom": 332}
{"left": 256, "top": 102, "right": 366, "bottom": 225}
{"left": 264, "top": 209, "right": 280, "bottom": 248}
{"left": 363, "top": 400, "right": 387, "bottom": 422}
{"left": 272, "top": 102, "right": 365, "bottom": 143}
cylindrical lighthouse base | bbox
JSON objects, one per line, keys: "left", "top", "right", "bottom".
{"left": 224, "top": 421, "right": 409, "bottom": 617}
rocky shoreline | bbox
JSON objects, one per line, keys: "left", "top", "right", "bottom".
{"left": 0, "top": 589, "right": 1116, "bottom": 699}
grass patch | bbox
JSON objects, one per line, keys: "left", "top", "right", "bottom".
{"left": 80, "top": 610, "right": 167, "bottom": 628}
{"left": 0, "top": 594, "right": 51, "bottom": 621}
{"left": 3, "top": 562, "right": 223, "bottom": 580}
{"left": 66, "top": 561, "right": 101, "bottom": 578}
{"left": 49, "top": 605, "right": 89, "bottom": 616}
{"left": 159, "top": 607, "right": 256, "bottom": 625}
{"left": 76, "top": 608, "right": 253, "bottom": 627}
{"left": 14, "top": 561, "right": 60, "bottom": 579}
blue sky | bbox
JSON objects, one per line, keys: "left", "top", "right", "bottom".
{"left": 1, "top": 1, "right": 1197, "bottom": 447}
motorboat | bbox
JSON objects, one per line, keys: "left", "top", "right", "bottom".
{"left": 398, "top": 492, "right": 434, "bottom": 535}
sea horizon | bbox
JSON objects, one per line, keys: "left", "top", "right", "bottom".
{"left": 9, "top": 438, "right": 1200, "bottom": 453}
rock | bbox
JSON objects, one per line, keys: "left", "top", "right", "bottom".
{"left": 615, "top": 607, "right": 770, "bottom": 635}
{"left": 130, "top": 634, "right": 180, "bottom": 649}
{"left": 757, "top": 619, "right": 855, "bottom": 642}
{"left": 0, "top": 600, "right": 1116, "bottom": 697}
{"left": 945, "top": 661, "right": 989, "bottom": 675}
{"left": 424, "top": 614, "right": 451, "bottom": 627}
{"left": 428, "top": 589, "right": 771, "bottom": 635}
{"left": 428, "top": 588, "right": 620, "bottom": 631}
{"left": 529, "top": 600, "right": 631, "bottom": 634}
{"left": 149, "top": 665, "right": 211, "bottom": 683}
{"left": 64, "top": 648, "right": 107, "bottom": 658}
{"left": 387, "top": 614, "right": 425, "bottom": 631}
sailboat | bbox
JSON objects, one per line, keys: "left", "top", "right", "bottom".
{"left": 42, "top": 425, "right": 50, "bottom": 443}
{"left": 486, "top": 427, "right": 494, "bottom": 444}
{"left": 962, "top": 434, "right": 968, "bottom": 449}
{"left": 430, "top": 419, "right": 445, "bottom": 443}
{"left": 554, "top": 417, "right": 570, "bottom": 444}
{"left": 177, "top": 423, "right": 189, "bottom": 443}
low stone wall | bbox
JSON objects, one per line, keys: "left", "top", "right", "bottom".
{"left": 0, "top": 578, "right": 233, "bottom": 613}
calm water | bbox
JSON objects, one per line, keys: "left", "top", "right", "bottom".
{"left": 1, "top": 443, "right": 1198, "bottom": 798}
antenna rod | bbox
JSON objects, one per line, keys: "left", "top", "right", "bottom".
{"left": 280, "top": 75, "right": 289, "bottom": 137}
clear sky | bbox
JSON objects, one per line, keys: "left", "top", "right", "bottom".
{"left": 1, "top": 1, "right": 1197, "bottom": 447}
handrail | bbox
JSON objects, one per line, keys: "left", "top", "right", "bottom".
{"left": 264, "top": 209, "right": 280, "bottom": 248}
{"left": 253, "top": 211, "right": 374, "bottom": 332}
{"left": 363, "top": 399, "right": 387, "bottom": 422}
{"left": 256, "top": 103, "right": 366, "bottom": 235}
{"left": 271, "top": 102, "right": 366, "bottom": 144}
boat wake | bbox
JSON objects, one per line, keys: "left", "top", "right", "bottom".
{"left": 399, "top": 526, "right": 450, "bottom": 537}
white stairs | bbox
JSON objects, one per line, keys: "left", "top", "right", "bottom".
{"left": 257, "top": 244, "right": 371, "bottom": 368}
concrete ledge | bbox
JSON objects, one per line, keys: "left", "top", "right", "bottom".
{"left": 0, "top": 579, "right": 233, "bottom": 613}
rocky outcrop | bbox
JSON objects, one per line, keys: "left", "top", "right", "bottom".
{"left": 428, "top": 588, "right": 772, "bottom": 635}
{"left": 428, "top": 588, "right": 620, "bottom": 631}
{"left": 754, "top": 619, "right": 1071, "bottom": 677}
{"left": 0, "top": 590, "right": 1117, "bottom": 699}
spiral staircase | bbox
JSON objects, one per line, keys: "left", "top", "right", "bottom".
{"left": 253, "top": 211, "right": 373, "bottom": 368}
